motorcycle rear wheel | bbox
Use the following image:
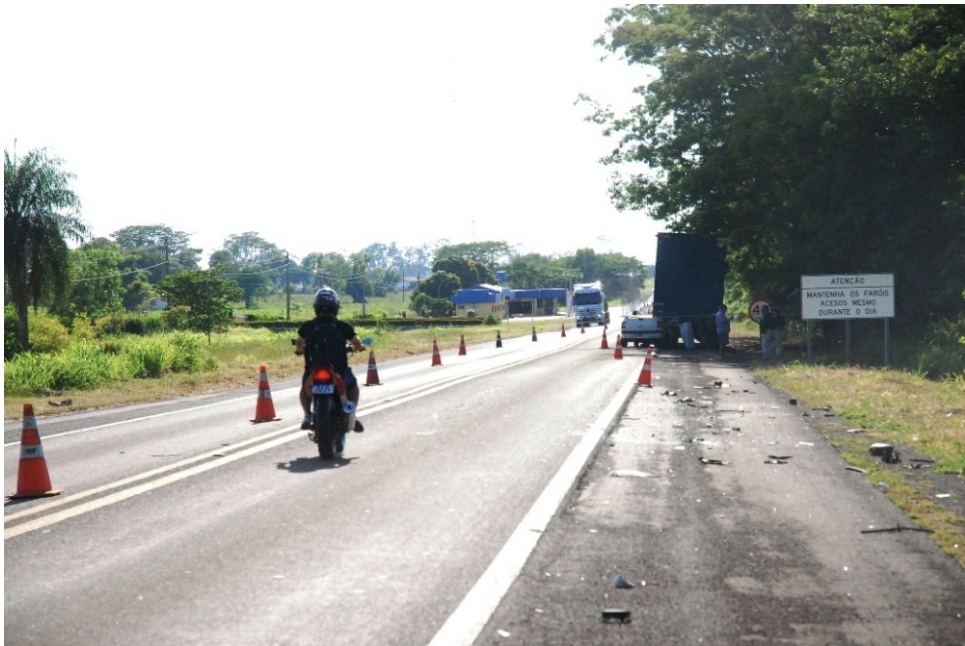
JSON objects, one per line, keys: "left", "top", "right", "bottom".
{"left": 313, "top": 396, "right": 338, "bottom": 460}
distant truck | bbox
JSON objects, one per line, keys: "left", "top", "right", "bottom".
{"left": 572, "top": 281, "right": 610, "bottom": 326}
{"left": 651, "top": 233, "right": 726, "bottom": 348}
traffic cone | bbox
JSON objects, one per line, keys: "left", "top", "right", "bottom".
{"left": 432, "top": 339, "right": 442, "bottom": 366}
{"left": 600, "top": 329, "right": 609, "bottom": 350}
{"left": 496, "top": 331, "right": 503, "bottom": 348}
{"left": 459, "top": 334, "right": 467, "bottom": 356}
{"left": 614, "top": 335, "right": 623, "bottom": 359}
{"left": 364, "top": 350, "right": 382, "bottom": 386}
{"left": 252, "top": 365, "right": 279, "bottom": 422}
{"left": 561, "top": 323, "right": 567, "bottom": 338}
{"left": 532, "top": 326, "right": 538, "bottom": 342}
{"left": 637, "top": 346, "right": 653, "bottom": 387}
{"left": 7, "top": 404, "right": 63, "bottom": 499}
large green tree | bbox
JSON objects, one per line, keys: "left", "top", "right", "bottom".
{"left": 209, "top": 232, "right": 285, "bottom": 308}
{"left": 4, "top": 147, "right": 86, "bottom": 352}
{"left": 594, "top": 5, "right": 965, "bottom": 324}
{"left": 111, "top": 224, "right": 201, "bottom": 283}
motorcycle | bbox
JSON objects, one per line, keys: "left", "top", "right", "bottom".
{"left": 293, "top": 339, "right": 360, "bottom": 460}
{"left": 303, "top": 358, "right": 356, "bottom": 460}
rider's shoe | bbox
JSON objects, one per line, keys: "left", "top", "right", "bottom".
{"left": 301, "top": 413, "right": 313, "bottom": 430}
{"left": 353, "top": 419, "right": 364, "bottom": 433}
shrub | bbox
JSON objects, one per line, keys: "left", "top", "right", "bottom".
{"left": 95, "top": 312, "right": 167, "bottom": 336}
{"left": 3, "top": 342, "right": 123, "bottom": 395}
{"left": 28, "top": 314, "right": 71, "bottom": 354}
{"left": 167, "top": 332, "right": 216, "bottom": 373}
{"left": 4, "top": 305, "right": 20, "bottom": 359}
{"left": 126, "top": 337, "right": 172, "bottom": 378}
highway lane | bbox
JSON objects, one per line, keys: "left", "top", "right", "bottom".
{"left": 5, "top": 326, "right": 637, "bottom": 645}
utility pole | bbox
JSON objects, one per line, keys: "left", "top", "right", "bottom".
{"left": 285, "top": 253, "right": 291, "bottom": 321}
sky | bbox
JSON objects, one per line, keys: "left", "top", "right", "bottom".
{"left": 4, "top": 2, "right": 667, "bottom": 266}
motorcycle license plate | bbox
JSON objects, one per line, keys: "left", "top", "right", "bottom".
{"left": 311, "top": 383, "right": 335, "bottom": 395}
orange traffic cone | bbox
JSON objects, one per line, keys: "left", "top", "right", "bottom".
{"left": 496, "top": 331, "right": 503, "bottom": 348}
{"left": 364, "top": 350, "right": 382, "bottom": 386}
{"left": 561, "top": 323, "right": 567, "bottom": 337}
{"left": 637, "top": 346, "right": 653, "bottom": 387}
{"left": 252, "top": 365, "right": 279, "bottom": 422}
{"left": 7, "top": 404, "right": 62, "bottom": 499}
{"left": 532, "top": 326, "right": 538, "bottom": 342}
{"left": 600, "top": 329, "right": 609, "bottom": 350}
{"left": 432, "top": 339, "right": 442, "bottom": 366}
{"left": 614, "top": 335, "right": 623, "bottom": 359}
{"left": 459, "top": 334, "right": 467, "bottom": 356}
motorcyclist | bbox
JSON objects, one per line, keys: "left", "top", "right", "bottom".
{"left": 295, "top": 287, "right": 365, "bottom": 432}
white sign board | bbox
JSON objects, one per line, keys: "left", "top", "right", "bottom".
{"left": 801, "top": 274, "right": 894, "bottom": 320}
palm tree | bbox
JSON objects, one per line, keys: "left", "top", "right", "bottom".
{"left": 4, "top": 147, "right": 87, "bottom": 352}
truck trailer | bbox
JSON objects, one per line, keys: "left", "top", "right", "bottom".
{"left": 651, "top": 233, "right": 726, "bottom": 348}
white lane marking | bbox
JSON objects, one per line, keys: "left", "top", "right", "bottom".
{"left": 427, "top": 370, "right": 640, "bottom": 646}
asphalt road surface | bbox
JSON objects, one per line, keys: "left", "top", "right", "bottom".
{"left": 5, "top": 327, "right": 965, "bottom": 645}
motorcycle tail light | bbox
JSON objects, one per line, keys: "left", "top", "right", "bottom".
{"left": 312, "top": 367, "right": 333, "bottom": 382}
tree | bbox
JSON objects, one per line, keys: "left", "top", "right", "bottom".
{"left": 432, "top": 256, "right": 496, "bottom": 288}
{"left": 156, "top": 268, "right": 244, "bottom": 342}
{"left": 209, "top": 232, "right": 285, "bottom": 308}
{"left": 593, "top": 5, "right": 965, "bottom": 324}
{"left": 51, "top": 241, "right": 125, "bottom": 322}
{"left": 435, "top": 241, "right": 515, "bottom": 267}
{"left": 111, "top": 224, "right": 201, "bottom": 283}
{"left": 4, "top": 147, "right": 86, "bottom": 352}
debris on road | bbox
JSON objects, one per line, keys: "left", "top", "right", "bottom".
{"left": 861, "top": 524, "right": 934, "bottom": 534}
{"left": 698, "top": 457, "right": 727, "bottom": 466}
{"left": 870, "top": 442, "right": 901, "bottom": 464}
{"left": 601, "top": 608, "right": 632, "bottom": 624}
{"left": 613, "top": 574, "right": 635, "bottom": 589}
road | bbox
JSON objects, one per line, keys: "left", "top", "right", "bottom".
{"left": 5, "top": 324, "right": 965, "bottom": 645}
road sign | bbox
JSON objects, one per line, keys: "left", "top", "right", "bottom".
{"left": 748, "top": 299, "right": 772, "bottom": 324}
{"left": 801, "top": 274, "right": 894, "bottom": 320}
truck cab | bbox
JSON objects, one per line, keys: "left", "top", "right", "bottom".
{"left": 572, "top": 282, "right": 610, "bottom": 326}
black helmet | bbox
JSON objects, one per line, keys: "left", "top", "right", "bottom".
{"left": 313, "top": 287, "right": 340, "bottom": 316}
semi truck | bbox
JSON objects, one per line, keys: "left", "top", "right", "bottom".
{"left": 651, "top": 233, "right": 726, "bottom": 348}
{"left": 572, "top": 281, "right": 610, "bottom": 326}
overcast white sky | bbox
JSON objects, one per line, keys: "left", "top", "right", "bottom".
{"left": 4, "top": 2, "right": 666, "bottom": 265}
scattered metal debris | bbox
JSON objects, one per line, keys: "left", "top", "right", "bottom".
{"left": 764, "top": 459, "right": 788, "bottom": 465}
{"left": 609, "top": 469, "right": 654, "bottom": 479}
{"left": 601, "top": 608, "right": 632, "bottom": 624}
{"left": 846, "top": 466, "right": 868, "bottom": 474}
{"left": 613, "top": 574, "right": 635, "bottom": 589}
{"left": 861, "top": 524, "right": 934, "bottom": 534}
{"left": 698, "top": 457, "right": 727, "bottom": 466}
{"left": 870, "top": 442, "right": 901, "bottom": 464}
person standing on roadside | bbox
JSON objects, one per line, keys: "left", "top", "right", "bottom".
{"left": 759, "top": 305, "right": 776, "bottom": 359}
{"left": 772, "top": 306, "right": 786, "bottom": 358}
{"left": 715, "top": 304, "right": 730, "bottom": 358}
